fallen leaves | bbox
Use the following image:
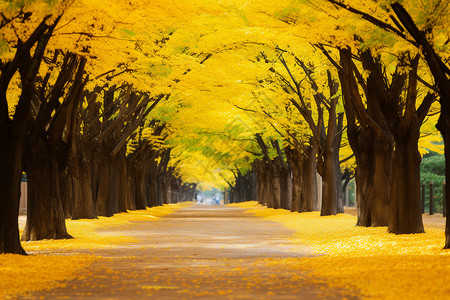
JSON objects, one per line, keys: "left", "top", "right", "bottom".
{"left": 1, "top": 202, "right": 191, "bottom": 299}
{"left": 0, "top": 254, "right": 97, "bottom": 299}
{"left": 232, "top": 201, "right": 450, "bottom": 299}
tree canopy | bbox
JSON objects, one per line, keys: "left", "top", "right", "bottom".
{"left": 1, "top": 0, "right": 450, "bottom": 254}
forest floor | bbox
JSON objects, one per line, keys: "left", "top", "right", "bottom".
{"left": 8, "top": 204, "right": 352, "bottom": 299}
{"left": 4, "top": 203, "right": 449, "bottom": 299}
{"left": 344, "top": 207, "right": 446, "bottom": 229}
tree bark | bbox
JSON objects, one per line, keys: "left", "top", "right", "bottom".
{"left": 285, "top": 146, "right": 302, "bottom": 212}
{"left": 320, "top": 142, "right": 337, "bottom": 215}
{"left": 22, "top": 146, "right": 72, "bottom": 241}
{"left": 70, "top": 152, "right": 96, "bottom": 219}
{"left": 300, "top": 142, "right": 318, "bottom": 212}
{"left": 0, "top": 16, "right": 60, "bottom": 253}
{"left": 388, "top": 129, "right": 424, "bottom": 233}
{"left": 95, "top": 158, "right": 114, "bottom": 217}
{"left": 389, "top": 1, "right": 450, "bottom": 247}
{"left": 338, "top": 48, "right": 392, "bottom": 226}
{"left": 0, "top": 147, "right": 26, "bottom": 254}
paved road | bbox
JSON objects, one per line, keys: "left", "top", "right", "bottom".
{"left": 21, "top": 205, "right": 354, "bottom": 299}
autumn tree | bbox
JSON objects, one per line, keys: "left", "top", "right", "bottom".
{"left": 0, "top": 2, "right": 65, "bottom": 253}
{"left": 273, "top": 48, "right": 344, "bottom": 215}
{"left": 315, "top": 0, "right": 447, "bottom": 233}
{"left": 21, "top": 51, "right": 86, "bottom": 241}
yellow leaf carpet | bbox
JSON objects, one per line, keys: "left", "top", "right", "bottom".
{"left": 0, "top": 202, "right": 191, "bottom": 299}
{"left": 230, "top": 201, "right": 450, "bottom": 299}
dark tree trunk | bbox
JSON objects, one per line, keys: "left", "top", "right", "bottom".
{"left": 0, "top": 16, "right": 60, "bottom": 254}
{"left": 300, "top": 143, "right": 318, "bottom": 212}
{"left": 0, "top": 147, "right": 26, "bottom": 254}
{"left": 116, "top": 158, "right": 128, "bottom": 212}
{"left": 126, "top": 169, "right": 137, "bottom": 211}
{"left": 389, "top": 2, "right": 450, "bottom": 247}
{"left": 254, "top": 160, "right": 268, "bottom": 206}
{"left": 250, "top": 169, "right": 258, "bottom": 201}
{"left": 157, "top": 177, "right": 164, "bottom": 206}
{"left": 388, "top": 55, "right": 429, "bottom": 234}
{"left": 22, "top": 53, "right": 86, "bottom": 240}
{"left": 286, "top": 146, "right": 302, "bottom": 212}
{"left": 96, "top": 158, "right": 114, "bottom": 217}
{"left": 22, "top": 147, "right": 72, "bottom": 241}
{"left": 286, "top": 169, "right": 293, "bottom": 210}
{"left": 319, "top": 74, "right": 343, "bottom": 216}
{"left": 270, "top": 160, "right": 282, "bottom": 209}
{"left": 170, "top": 178, "right": 181, "bottom": 204}
{"left": 443, "top": 125, "right": 450, "bottom": 248}
{"left": 338, "top": 48, "right": 392, "bottom": 226}
{"left": 388, "top": 129, "right": 424, "bottom": 233}
{"left": 134, "top": 169, "right": 147, "bottom": 210}
{"left": 320, "top": 143, "right": 338, "bottom": 215}
{"left": 357, "top": 134, "right": 393, "bottom": 227}
{"left": 110, "top": 161, "right": 119, "bottom": 215}
{"left": 162, "top": 175, "right": 171, "bottom": 204}
{"left": 279, "top": 164, "right": 289, "bottom": 210}
{"left": 70, "top": 153, "right": 96, "bottom": 219}
{"left": 265, "top": 162, "right": 280, "bottom": 209}
{"left": 60, "top": 172, "right": 73, "bottom": 218}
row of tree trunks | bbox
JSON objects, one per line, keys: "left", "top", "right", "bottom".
{"left": 284, "top": 142, "right": 318, "bottom": 213}
{"left": 388, "top": 2, "right": 450, "bottom": 246}
{"left": 337, "top": 47, "right": 431, "bottom": 233}
{"left": 17, "top": 73, "right": 190, "bottom": 244}
{"left": 276, "top": 53, "right": 345, "bottom": 215}
{"left": 227, "top": 170, "right": 257, "bottom": 204}
{"left": 21, "top": 52, "right": 87, "bottom": 241}
{"left": 0, "top": 15, "right": 62, "bottom": 254}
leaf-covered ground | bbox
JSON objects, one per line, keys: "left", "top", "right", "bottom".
{"left": 3, "top": 204, "right": 351, "bottom": 299}
{"left": 0, "top": 202, "right": 191, "bottom": 299}
{"left": 4, "top": 202, "right": 448, "bottom": 299}
{"left": 231, "top": 201, "right": 450, "bottom": 299}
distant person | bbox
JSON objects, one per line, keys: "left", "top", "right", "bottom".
{"left": 196, "top": 194, "right": 203, "bottom": 205}
{"left": 214, "top": 195, "right": 220, "bottom": 205}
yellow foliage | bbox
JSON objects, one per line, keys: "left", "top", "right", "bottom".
{"left": 2, "top": 0, "right": 446, "bottom": 188}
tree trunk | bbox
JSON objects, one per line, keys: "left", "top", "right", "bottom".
{"left": 338, "top": 48, "right": 392, "bottom": 226}
{"left": 70, "top": 153, "right": 96, "bottom": 219}
{"left": 277, "top": 161, "right": 290, "bottom": 210}
{"left": 254, "top": 160, "right": 267, "bottom": 205}
{"left": 0, "top": 146, "right": 26, "bottom": 254}
{"left": 443, "top": 125, "right": 450, "bottom": 248}
{"left": 353, "top": 131, "right": 393, "bottom": 226}
{"left": 59, "top": 169, "right": 74, "bottom": 218}
{"left": 22, "top": 147, "right": 72, "bottom": 241}
{"left": 96, "top": 159, "right": 114, "bottom": 217}
{"left": 300, "top": 143, "right": 318, "bottom": 212}
{"left": 321, "top": 143, "right": 338, "bottom": 215}
{"left": 285, "top": 147, "right": 302, "bottom": 212}
{"left": 266, "top": 163, "right": 277, "bottom": 208}
{"left": 116, "top": 158, "right": 128, "bottom": 212}
{"left": 389, "top": 2, "right": 450, "bottom": 247}
{"left": 134, "top": 169, "right": 147, "bottom": 210}
{"left": 388, "top": 122, "right": 424, "bottom": 234}
{"left": 126, "top": 170, "right": 137, "bottom": 211}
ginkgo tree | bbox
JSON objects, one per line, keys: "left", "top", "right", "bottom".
{"left": 244, "top": 0, "right": 444, "bottom": 234}
{"left": 0, "top": 0, "right": 67, "bottom": 254}
{"left": 1, "top": 0, "right": 448, "bottom": 255}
